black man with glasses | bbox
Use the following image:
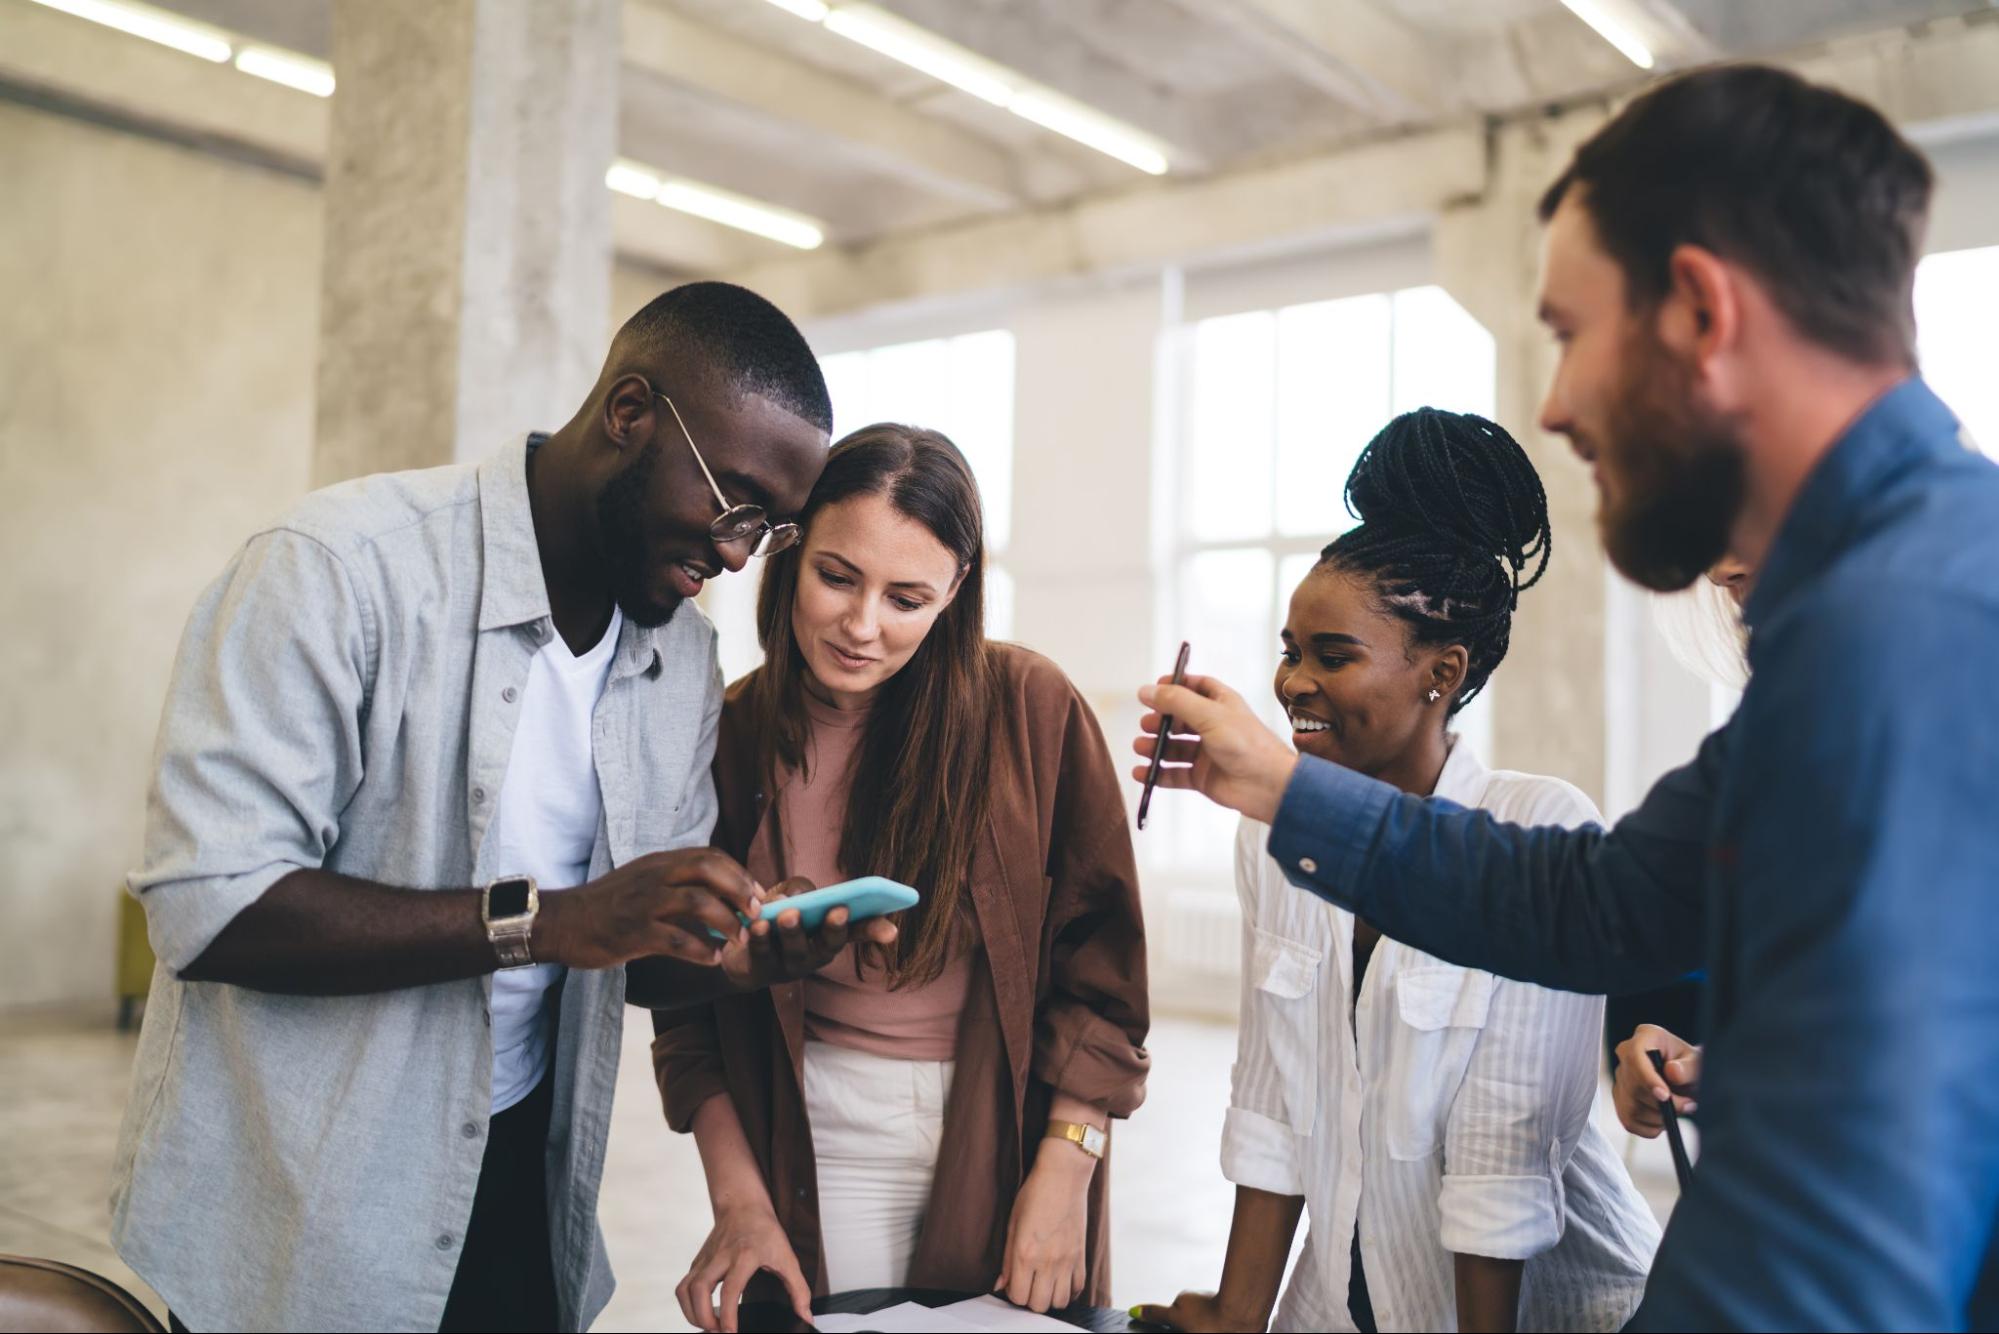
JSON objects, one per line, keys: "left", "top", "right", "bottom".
{"left": 112, "top": 284, "right": 894, "bottom": 1333}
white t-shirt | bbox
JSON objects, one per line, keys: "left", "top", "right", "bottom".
{"left": 486, "top": 605, "right": 622, "bottom": 1114}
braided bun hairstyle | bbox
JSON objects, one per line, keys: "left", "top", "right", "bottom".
{"left": 1317, "top": 408, "right": 1552, "bottom": 714}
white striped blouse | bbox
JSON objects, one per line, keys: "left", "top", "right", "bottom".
{"left": 1223, "top": 740, "right": 1661, "bottom": 1332}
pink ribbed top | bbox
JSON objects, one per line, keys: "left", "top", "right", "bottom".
{"left": 783, "top": 688, "right": 973, "bottom": 1062}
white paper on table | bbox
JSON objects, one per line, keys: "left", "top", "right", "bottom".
{"left": 929, "top": 1294, "right": 1089, "bottom": 1331}
{"left": 812, "top": 1301, "right": 986, "bottom": 1333}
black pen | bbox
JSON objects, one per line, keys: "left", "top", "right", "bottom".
{"left": 1137, "top": 641, "right": 1190, "bottom": 831}
{"left": 1647, "top": 1048, "right": 1694, "bottom": 1192}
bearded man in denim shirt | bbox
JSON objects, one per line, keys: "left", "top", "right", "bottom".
{"left": 1135, "top": 66, "right": 1999, "bottom": 1331}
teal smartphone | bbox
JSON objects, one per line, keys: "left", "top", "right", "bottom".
{"left": 709, "top": 876, "right": 919, "bottom": 939}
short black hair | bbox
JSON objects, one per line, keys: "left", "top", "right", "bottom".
{"left": 617, "top": 281, "right": 833, "bottom": 433}
{"left": 1539, "top": 63, "right": 1932, "bottom": 367}
{"left": 1318, "top": 408, "right": 1552, "bottom": 714}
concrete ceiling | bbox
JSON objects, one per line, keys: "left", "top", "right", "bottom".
{"left": 17, "top": 0, "right": 1999, "bottom": 273}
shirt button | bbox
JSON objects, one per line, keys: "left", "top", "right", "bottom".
{"left": 795, "top": 1185, "right": 810, "bottom": 1200}
{"left": 472, "top": 786, "right": 487, "bottom": 804}
{"left": 435, "top": 1233, "right": 454, "bottom": 1251}
{"left": 502, "top": 686, "right": 518, "bottom": 704}
{"left": 461, "top": 1121, "right": 480, "bottom": 1139}
{"left": 1298, "top": 856, "right": 1318, "bottom": 875}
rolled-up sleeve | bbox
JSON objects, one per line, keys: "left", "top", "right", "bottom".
{"left": 651, "top": 1004, "right": 728, "bottom": 1133}
{"left": 1031, "top": 681, "right": 1150, "bottom": 1117}
{"left": 1220, "top": 820, "right": 1306, "bottom": 1197}
{"left": 130, "top": 529, "right": 371, "bottom": 970}
{"left": 1437, "top": 786, "right": 1607, "bottom": 1260}
{"left": 1436, "top": 975, "right": 1603, "bottom": 1258}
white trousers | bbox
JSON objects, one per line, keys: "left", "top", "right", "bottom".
{"left": 801, "top": 1039, "right": 956, "bottom": 1293}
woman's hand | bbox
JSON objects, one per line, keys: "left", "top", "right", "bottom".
{"left": 676, "top": 1198, "right": 812, "bottom": 1334}
{"left": 997, "top": 1137, "right": 1095, "bottom": 1312}
{"left": 1130, "top": 1291, "right": 1259, "bottom": 1331}
{"left": 1612, "top": 1023, "right": 1701, "bottom": 1136}
{"left": 718, "top": 876, "right": 899, "bottom": 993}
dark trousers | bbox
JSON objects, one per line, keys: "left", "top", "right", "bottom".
{"left": 1349, "top": 1232, "right": 1377, "bottom": 1334}
{"left": 440, "top": 1073, "right": 560, "bottom": 1333}
{"left": 168, "top": 1077, "right": 559, "bottom": 1334}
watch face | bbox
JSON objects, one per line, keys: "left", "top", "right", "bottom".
{"left": 489, "top": 878, "right": 531, "bottom": 919}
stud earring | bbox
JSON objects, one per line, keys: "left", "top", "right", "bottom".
{"left": 1427, "top": 688, "right": 1441, "bottom": 703}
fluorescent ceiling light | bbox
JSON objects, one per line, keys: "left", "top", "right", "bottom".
{"left": 760, "top": 0, "right": 831, "bottom": 19}
{"left": 656, "top": 180, "right": 825, "bottom": 250}
{"left": 611, "top": 159, "right": 823, "bottom": 248}
{"left": 1559, "top": 0, "right": 1655, "bottom": 69}
{"left": 26, "top": 0, "right": 232, "bottom": 62}
{"left": 1008, "top": 91, "right": 1168, "bottom": 176}
{"left": 233, "top": 46, "right": 334, "bottom": 97}
{"left": 805, "top": 2, "right": 1170, "bottom": 173}
{"left": 824, "top": 4, "right": 1013, "bottom": 107}
{"left": 604, "top": 159, "right": 663, "bottom": 199}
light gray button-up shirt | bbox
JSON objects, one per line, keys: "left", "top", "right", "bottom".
{"left": 111, "top": 438, "right": 723, "bottom": 1332}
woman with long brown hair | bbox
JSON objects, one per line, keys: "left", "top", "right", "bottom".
{"left": 651, "top": 424, "right": 1150, "bottom": 1332}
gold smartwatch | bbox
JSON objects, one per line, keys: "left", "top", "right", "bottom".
{"left": 1045, "top": 1120, "right": 1106, "bottom": 1160}
{"left": 482, "top": 874, "right": 539, "bottom": 969}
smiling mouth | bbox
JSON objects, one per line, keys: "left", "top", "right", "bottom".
{"left": 1288, "top": 710, "right": 1332, "bottom": 735}
{"left": 666, "top": 559, "right": 716, "bottom": 598}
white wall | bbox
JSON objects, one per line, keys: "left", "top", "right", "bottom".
{"left": 0, "top": 102, "right": 322, "bottom": 1010}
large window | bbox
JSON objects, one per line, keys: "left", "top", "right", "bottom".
{"left": 1916, "top": 244, "right": 1999, "bottom": 459}
{"left": 698, "top": 330, "right": 1017, "bottom": 683}
{"left": 1165, "top": 286, "right": 1497, "bottom": 868}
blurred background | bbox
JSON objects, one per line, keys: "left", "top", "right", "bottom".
{"left": 3, "top": 0, "right": 1997, "bottom": 1325}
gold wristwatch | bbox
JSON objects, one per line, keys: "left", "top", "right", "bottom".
{"left": 1045, "top": 1120, "right": 1106, "bottom": 1160}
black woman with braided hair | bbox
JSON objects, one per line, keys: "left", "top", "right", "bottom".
{"left": 1136, "top": 409, "right": 1659, "bottom": 1334}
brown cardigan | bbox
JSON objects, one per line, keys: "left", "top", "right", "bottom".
{"left": 651, "top": 644, "right": 1151, "bottom": 1305}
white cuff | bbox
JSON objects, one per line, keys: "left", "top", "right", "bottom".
{"left": 1437, "top": 1172, "right": 1564, "bottom": 1259}
{"left": 1221, "top": 1105, "right": 1306, "bottom": 1197}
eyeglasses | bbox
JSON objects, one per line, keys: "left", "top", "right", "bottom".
{"left": 653, "top": 390, "right": 801, "bottom": 558}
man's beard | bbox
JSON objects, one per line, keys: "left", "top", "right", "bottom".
{"left": 595, "top": 438, "right": 683, "bottom": 629}
{"left": 1595, "top": 331, "right": 1748, "bottom": 592}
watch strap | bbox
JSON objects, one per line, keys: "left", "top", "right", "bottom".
{"left": 483, "top": 876, "right": 539, "bottom": 970}
{"left": 1045, "top": 1120, "right": 1106, "bottom": 1160}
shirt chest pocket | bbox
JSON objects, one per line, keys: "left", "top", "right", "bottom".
{"left": 1379, "top": 965, "right": 1493, "bottom": 1161}
{"left": 1247, "top": 927, "right": 1325, "bottom": 1137}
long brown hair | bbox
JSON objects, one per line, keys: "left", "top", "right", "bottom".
{"left": 747, "top": 423, "right": 1000, "bottom": 987}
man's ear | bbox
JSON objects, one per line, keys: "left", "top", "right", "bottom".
{"left": 604, "top": 374, "right": 655, "bottom": 449}
{"left": 1663, "top": 243, "right": 1741, "bottom": 372}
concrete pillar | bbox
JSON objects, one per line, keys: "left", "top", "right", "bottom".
{"left": 1008, "top": 277, "right": 1168, "bottom": 714}
{"left": 312, "top": 0, "right": 618, "bottom": 484}
{"left": 1433, "top": 112, "right": 1612, "bottom": 804}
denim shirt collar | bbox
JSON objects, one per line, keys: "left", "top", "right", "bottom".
{"left": 476, "top": 433, "right": 660, "bottom": 680}
{"left": 1744, "top": 377, "right": 1962, "bottom": 630}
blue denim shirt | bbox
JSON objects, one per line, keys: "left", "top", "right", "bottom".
{"left": 1266, "top": 379, "right": 1999, "bottom": 1330}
